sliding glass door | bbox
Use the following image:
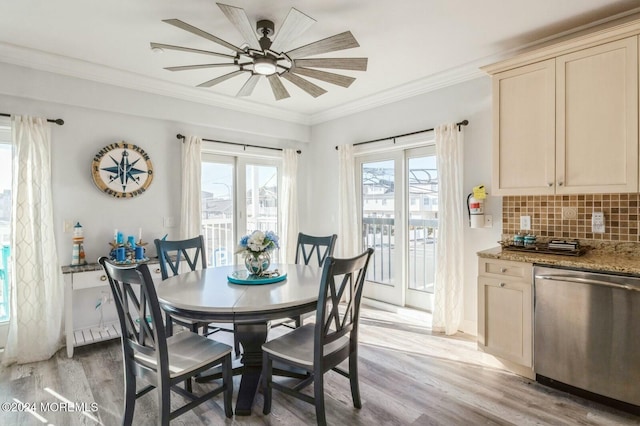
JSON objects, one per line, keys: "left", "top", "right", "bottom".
{"left": 201, "top": 154, "right": 280, "bottom": 266}
{"left": 358, "top": 145, "right": 437, "bottom": 310}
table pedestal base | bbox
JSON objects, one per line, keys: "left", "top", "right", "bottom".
{"left": 234, "top": 322, "right": 269, "bottom": 416}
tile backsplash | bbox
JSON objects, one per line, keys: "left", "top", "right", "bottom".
{"left": 502, "top": 194, "right": 640, "bottom": 242}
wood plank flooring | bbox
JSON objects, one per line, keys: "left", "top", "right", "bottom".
{"left": 0, "top": 305, "right": 638, "bottom": 425}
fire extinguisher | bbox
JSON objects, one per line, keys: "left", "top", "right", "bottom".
{"left": 467, "top": 193, "right": 485, "bottom": 228}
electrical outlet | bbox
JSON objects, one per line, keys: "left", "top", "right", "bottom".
{"left": 592, "top": 212, "right": 605, "bottom": 234}
{"left": 520, "top": 215, "right": 531, "bottom": 231}
{"left": 63, "top": 220, "right": 73, "bottom": 233}
{"left": 484, "top": 215, "right": 493, "bottom": 228}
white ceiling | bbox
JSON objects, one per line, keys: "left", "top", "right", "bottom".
{"left": 1, "top": 0, "right": 640, "bottom": 124}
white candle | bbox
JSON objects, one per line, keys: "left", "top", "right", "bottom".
{"left": 114, "top": 228, "right": 118, "bottom": 241}
{"left": 138, "top": 228, "right": 142, "bottom": 242}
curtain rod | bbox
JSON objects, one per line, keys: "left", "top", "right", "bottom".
{"left": 0, "top": 113, "right": 64, "bottom": 126}
{"left": 334, "top": 119, "right": 468, "bottom": 150}
{"left": 176, "top": 134, "right": 301, "bottom": 154}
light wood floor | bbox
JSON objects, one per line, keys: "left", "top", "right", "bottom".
{"left": 1, "top": 305, "right": 638, "bottom": 426}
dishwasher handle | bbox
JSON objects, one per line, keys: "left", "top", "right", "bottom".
{"left": 535, "top": 274, "right": 640, "bottom": 292}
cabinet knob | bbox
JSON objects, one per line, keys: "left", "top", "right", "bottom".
{"left": 499, "top": 282, "right": 506, "bottom": 287}
{"left": 100, "top": 275, "right": 107, "bottom": 281}
{"left": 154, "top": 268, "right": 161, "bottom": 274}
{"left": 558, "top": 181, "right": 563, "bottom": 186}
{"left": 548, "top": 183, "right": 553, "bottom": 187}
{"left": 500, "top": 268, "right": 507, "bottom": 273}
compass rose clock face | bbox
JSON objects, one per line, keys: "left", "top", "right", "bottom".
{"left": 91, "top": 141, "right": 154, "bottom": 198}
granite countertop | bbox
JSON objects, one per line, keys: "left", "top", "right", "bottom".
{"left": 478, "top": 241, "right": 640, "bottom": 275}
{"left": 61, "top": 258, "right": 159, "bottom": 274}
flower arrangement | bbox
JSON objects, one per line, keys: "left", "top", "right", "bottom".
{"left": 236, "top": 230, "right": 280, "bottom": 257}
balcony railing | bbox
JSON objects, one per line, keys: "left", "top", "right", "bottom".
{"left": 362, "top": 217, "right": 437, "bottom": 293}
{"left": 201, "top": 216, "right": 278, "bottom": 267}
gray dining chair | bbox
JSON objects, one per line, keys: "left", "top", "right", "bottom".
{"left": 274, "top": 232, "right": 338, "bottom": 331}
{"left": 261, "top": 248, "right": 374, "bottom": 426}
{"left": 98, "top": 257, "right": 233, "bottom": 425}
{"left": 155, "top": 236, "right": 240, "bottom": 355}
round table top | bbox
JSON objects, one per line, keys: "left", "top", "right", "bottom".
{"left": 156, "top": 263, "right": 323, "bottom": 322}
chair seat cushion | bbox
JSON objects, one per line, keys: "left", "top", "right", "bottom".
{"left": 134, "top": 331, "right": 232, "bottom": 378}
{"left": 262, "top": 323, "right": 350, "bottom": 368}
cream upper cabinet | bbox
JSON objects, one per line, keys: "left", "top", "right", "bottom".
{"left": 492, "top": 60, "right": 556, "bottom": 195}
{"left": 487, "top": 33, "right": 640, "bottom": 195}
{"left": 556, "top": 37, "right": 638, "bottom": 194}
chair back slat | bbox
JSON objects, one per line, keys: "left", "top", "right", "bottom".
{"left": 315, "top": 248, "right": 374, "bottom": 352}
{"left": 295, "top": 233, "right": 337, "bottom": 267}
{"left": 99, "top": 257, "right": 168, "bottom": 371}
{"left": 154, "top": 236, "right": 207, "bottom": 280}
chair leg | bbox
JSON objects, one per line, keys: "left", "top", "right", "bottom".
{"left": 313, "top": 371, "right": 327, "bottom": 426}
{"left": 185, "top": 377, "right": 192, "bottom": 393}
{"left": 233, "top": 324, "right": 241, "bottom": 356}
{"left": 158, "top": 378, "right": 171, "bottom": 426}
{"left": 349, "top": 351, "right": 362, "bottom": 409}
{"left": 165, "top": 312, "right": 173, "bottom": 336}
{"left": 262, "top": 352, "right": 273, "bottom": 415}
{"left": 123, "top": 363, "right": 136, "bottom": 426}
{"left": 222, "top": 354, "right": 234, "bottom": 418}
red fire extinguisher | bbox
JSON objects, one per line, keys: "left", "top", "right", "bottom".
{"left": 467, "top": 193, "right": 485, "bottom": 228}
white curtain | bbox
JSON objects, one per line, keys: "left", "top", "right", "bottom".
{"left": 280, "top": 149, "right": 299, "bottom": 263}
{"left": 432, "top": 123, "right": 464, "bottom": 335}
{"left": 3, "top": 116, "right": 64, "bottom": 365}
{"left": 179, "top": 135, "right": 202, "bottom": 240}
{"left": 338, "top": 144, "right": 359, "bottom": 257}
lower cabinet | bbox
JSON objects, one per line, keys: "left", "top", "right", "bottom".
{"left": 63, "top": 261, "right": 162, "bottom": 357}
{"left": 477, "top": 258, "right": 534, "bottom": 379}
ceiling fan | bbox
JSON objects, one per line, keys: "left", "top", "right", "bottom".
{"left": 150, "top": 3, "right": 367, "bottom": 101}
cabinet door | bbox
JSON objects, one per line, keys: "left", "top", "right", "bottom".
{"left": 477, "top": 276, "right": 532, "bottom": 368}
{"left": 492, "top": 59, "right": 556, "bottom": 195}
{"left": 556, "top": 37, "right": 638, "bottom": 194}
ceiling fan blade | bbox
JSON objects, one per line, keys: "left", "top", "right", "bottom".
{"left": 150, "top": 42, "right": 236, "bottom": 59}
{"left": 267, "top": 74, "right": 290, "bottom": 100}
{"left": 291, "top": 67, "right": 355, "bottom": 88}
{"left": 237, "top": 75, "right": 261, "bottom": 97}
{"left": 163, "top": 19, "right": 244, "bottom": 54}
{"left": 286, "top": 31, "right": 359, "bottom": 60}
{"left": 269, "top": 8, "right": 316, "bottom": 53}
{"left": 217, "top": 3, "right": 261, "bottom": 51}
{"left": 197, "top": 70, "right": 246, "bottom": 87}
{"left": 293, "top": 57, "right": 368, "bottom": 71}
{"left": 165, "top": 63, "right": 239, "bottom": 72}
{"left": 281, "top": 72, "right": 327, "bottom": 98}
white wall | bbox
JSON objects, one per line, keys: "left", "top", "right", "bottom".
{"left": 300, "top": 77, "right": 502, "bottom": 335}
{"left": 0, "top": 63, "right": 308, "bottom": 263}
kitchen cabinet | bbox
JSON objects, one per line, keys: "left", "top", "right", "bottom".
{"left": 556, "top": 37, "right": 638, "bottom": 194}
{"left": 487, "top": 33, "right": 639, "bottom": 195}
{"left": 491, "top": 60, "right": 556, "bottom": 195}
{"left": 477, "top": 258, "right": 534, "bottom": 379}
{"left": 63, "top": 261, "right": 162, "bottom": 357}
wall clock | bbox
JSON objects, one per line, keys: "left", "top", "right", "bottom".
{"left": 91, "top": 141, "right": 154, "bottom": 198}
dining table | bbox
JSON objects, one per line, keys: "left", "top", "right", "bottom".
{"left": 155, "top": 263, "right": 323, "bottom": 416}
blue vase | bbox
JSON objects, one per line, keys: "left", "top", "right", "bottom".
{"left": 245, "top": 252, "right": 271, "bottom": 276}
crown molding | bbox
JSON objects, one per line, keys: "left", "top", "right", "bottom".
{"left": 309, "top": 65, "right": 485, "bottom": 125}
{"left": 0, "top": 42, "right": 310, "bottom": 125}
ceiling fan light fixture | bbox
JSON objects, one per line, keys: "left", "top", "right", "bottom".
{"left": 253, "top": 56, "right": 277, "bottom": 75}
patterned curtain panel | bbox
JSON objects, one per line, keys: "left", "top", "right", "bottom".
{"left": 280, "top": 149, "right": 299, "bottom": 263}
{"left": 180, "top": 135, "right": 202, "bottom": 240}
{"left": 3, "top": 116, "right": 64, "bottom": 365}
{"left": 338, "top": 144, "right": 358, "bottom": 257}
{"left": 432, "top": 123, "right": 464, "bottom": 336}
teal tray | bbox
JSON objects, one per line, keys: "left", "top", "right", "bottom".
{"left": 227, "top": 270, "right": 287, "bottom": 285}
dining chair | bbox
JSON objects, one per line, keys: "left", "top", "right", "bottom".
{"left": 154, "top": 236, "right": 239, "bottom": 355}
{"left": 275, "top": 233, "right": 338, "bottom": 331}
{"left": 98, "top": 257, "right": 233, "bottom": 425}
{"left": 261, "top": 247, "right": 374, "bottom": 426}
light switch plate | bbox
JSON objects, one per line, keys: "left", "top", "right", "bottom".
{"left": 520, "top": 215, "right": 531, "bottom": 231}
{"left": 484, "top": 215, "right": 493, "bottom": 228}
{"left": 592, "top": 212, "right": 605, "bottom": 234}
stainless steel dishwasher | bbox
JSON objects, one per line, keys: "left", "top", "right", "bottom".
{"left": 534, "top": 266, "right": 640, "bottom": 409}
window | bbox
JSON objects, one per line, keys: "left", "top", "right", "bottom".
{"left": 201, "top": 150, "right": 280, "bottom": 266}
{"left": 0, "top": 121, "right": 11, "bottom": 323}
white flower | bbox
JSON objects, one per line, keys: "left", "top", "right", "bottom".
{"left": 247, "top": 230, "right": 267, "bottom": 252}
